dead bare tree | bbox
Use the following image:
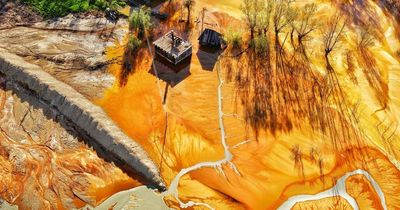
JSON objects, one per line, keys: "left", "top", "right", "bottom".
{"left": 283, "top": 3, "right": 320, "bottom": 129}
{"left": 291, "top": 3, "right": 318, "bottom": 59}
{"left": 241, "top": 0, "right": 263, "bottom": 40}
{"left": 232, "top": 1, "right": 362, "bottom": 144}
{"left": 320, "top": 13, "right": 364, "bottom": 150}
{"left": 272, "top": 0, "right": 296, "bottom": 45}
{"left": 271, "top": 0, "right": 296, "bottom": 121}
{"left": 257, "top": 0, "right": 273, "bottom": 36}
{"left": 323, "top": 13, "right": 346, "bottom": 62}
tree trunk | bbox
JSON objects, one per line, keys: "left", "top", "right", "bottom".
{"left": 324, "top": 52, "right": 333, "bottom": 73}
{"left": 187, "top": 8, "right": 191, "bottom": 23}
{"left": 290, "top": 28, "right": 295, "bottom": 49}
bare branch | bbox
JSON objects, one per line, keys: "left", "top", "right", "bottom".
{"left": 323, "top": 13, "right": 347, "bottom": 56}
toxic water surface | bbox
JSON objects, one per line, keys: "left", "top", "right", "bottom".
{"left": 97, "top": 0, "right": 400, "bottom": 209}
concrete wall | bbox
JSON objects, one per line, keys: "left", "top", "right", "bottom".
{"left": 0, "top": 50, "right": 166, "bottom": 191}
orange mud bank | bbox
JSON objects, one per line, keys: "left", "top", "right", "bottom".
{"left": 97, "top": 0, "right": 400, "bottom": 209}
{"left": 0, "top": 77, "right": 142, "bottom": 209}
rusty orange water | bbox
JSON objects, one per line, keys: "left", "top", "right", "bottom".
{"left": 97, "top": 0, "right": 400, "bottom": 209}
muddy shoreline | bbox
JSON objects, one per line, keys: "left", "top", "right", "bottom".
{"left": 0, "top": 49, "right": 166, "bottom": 191}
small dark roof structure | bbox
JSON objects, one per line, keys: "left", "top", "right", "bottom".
{"left": 198, "top": 28, "right": 224, "bottom": 48}
{"left": 153, "top": 30, "right": 192, "bottom": 65}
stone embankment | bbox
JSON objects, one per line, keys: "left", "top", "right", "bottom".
{"left": 0, "top": 49, "right": 166, "bottom": 191}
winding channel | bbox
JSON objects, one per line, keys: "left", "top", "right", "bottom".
{"left": 160, "top": 56, "right": 242, "bottom": 209}
{"left": 277, "top": 169, "right": 387, "bottom": 210}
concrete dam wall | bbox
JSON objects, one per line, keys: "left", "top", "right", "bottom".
{"left": 0, "top": 50, "right": 166, "bottom": 191}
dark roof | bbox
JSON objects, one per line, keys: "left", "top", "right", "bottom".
{"left": 198, "top": 29, "right": 222, "bottom": 47}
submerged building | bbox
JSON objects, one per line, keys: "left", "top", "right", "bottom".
{"left": 198, "top": 28, "right": 225, "bottom": 49}
{"left": 153, "top": 30, "right": 193, "bottom": 65}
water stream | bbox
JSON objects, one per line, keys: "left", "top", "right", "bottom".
{"left": 277, "top": 169, "right": 387, "bottom": 210}
{"left": 160, "top": 57, "right": 242, "bottom": 209}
